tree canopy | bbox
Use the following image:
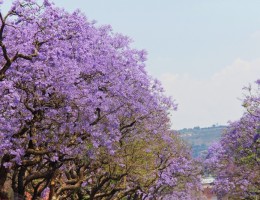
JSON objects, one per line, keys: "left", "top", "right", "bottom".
{"left": 205, "top": 80, "right": 260, "bottom": 199}
{"left": 0, "top": 1, "right": 201, "bottom": 199}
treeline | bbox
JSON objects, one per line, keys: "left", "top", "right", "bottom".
{"left": 179, "top": 125, "right": 226, "bottom": 157}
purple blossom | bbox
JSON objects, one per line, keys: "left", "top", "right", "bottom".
{"left": 0, "top": 1, "right": 199, "bottom": 199}
{"left": 205, "top": 80, "right": 260, "bottom": 199}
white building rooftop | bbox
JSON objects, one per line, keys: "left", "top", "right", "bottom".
{"left": 201, "top": 177, "right": 215, "bottom": 184}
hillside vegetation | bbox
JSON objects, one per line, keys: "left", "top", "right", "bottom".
{"left": 178, "top": 125, "right": 226, "bottom": 157}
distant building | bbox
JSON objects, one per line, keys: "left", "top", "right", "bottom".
{"left": 201, "top": 176, "right": 217, "bottom": 200}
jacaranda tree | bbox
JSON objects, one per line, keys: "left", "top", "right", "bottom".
{"left": 0, "top": 0, "right": 201, "bottom": 199}
{"left": 205, "top": 80, "right": 260, "bottom": 199}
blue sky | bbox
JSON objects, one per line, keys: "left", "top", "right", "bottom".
{"left": 1, "top": 1, "right": 260, "bottom": 129}
{"left": 55, "top": 1, "right": 260, "bottom": 77}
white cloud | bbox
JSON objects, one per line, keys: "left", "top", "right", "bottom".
{"left": 160, "top": 58, "right": 260, "bottom": 129}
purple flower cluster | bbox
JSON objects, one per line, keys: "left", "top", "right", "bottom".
{"left": 205, "top": 81, "right": 260, "bottom": 199}
{"left": 0, "top": 0, "right": 201, "bottom": 199}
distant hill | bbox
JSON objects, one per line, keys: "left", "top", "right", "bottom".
{"left": 178, "top": 125, "right": 227, "bottom": 157}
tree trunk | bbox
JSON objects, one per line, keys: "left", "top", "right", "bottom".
{"left": 0, "top": 154, "right": 10, "bottom": 199}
